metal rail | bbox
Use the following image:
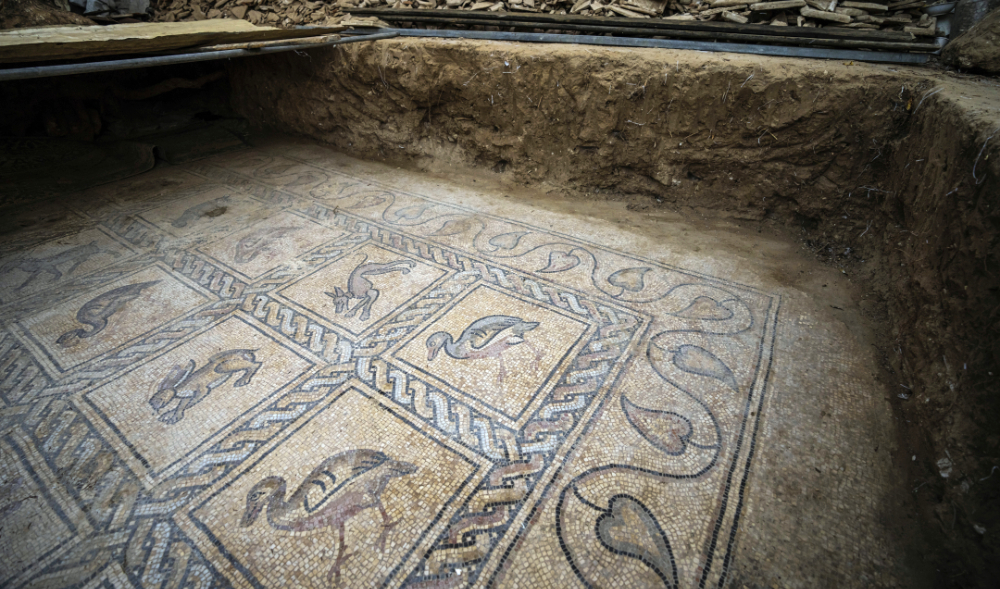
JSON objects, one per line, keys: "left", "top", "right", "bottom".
{"left": 0, "top": 31, "right": 399, "bottom": 82}
{"left": 372, "top": 27, "right": 930, "bottom": 64}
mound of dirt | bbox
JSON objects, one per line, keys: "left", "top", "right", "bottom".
{"left": 0, "top": 0, "right": 94, "bottom": 29}
{"left": 944, "top": 6, "right": 1000, "bottom": 73}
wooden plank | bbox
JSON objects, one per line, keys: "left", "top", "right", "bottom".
{"left": 346, "top": 7, "right": 928, "bottom": 42}
{"left": 0, "top": 20, "right": 347, "bottom": 64}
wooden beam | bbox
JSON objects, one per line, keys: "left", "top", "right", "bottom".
{"left": 0, "top": 20, "right": 347, "bottom": 64}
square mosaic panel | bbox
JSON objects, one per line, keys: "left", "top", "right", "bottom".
{"left": 277, "top": 242, "right": 449, "bottom": 337}
{"left": 198, "top": 211, "right": 339, "bottom": 282}
{"left": 0, "top": 144, "right": 780, "bottom": 589}
{"left": 392, "top": 284, "right": 591, "bottom": 428}
{"left": 12, "top": 265, "right": 210, "bottom": 375}
{"left": 178, "top": 383, "right": 490, "bottom": 589}
{"left": 0, "top": 227, "right": 135, "bottom": 305}
{"left": 0, "top": 429, "right": 92, "bottom": 588}
{"left": 137, "top": 185, "right": 266, "bottom": 239}
{"left": 78, "top": 315, "right": 314, "bottom": 487}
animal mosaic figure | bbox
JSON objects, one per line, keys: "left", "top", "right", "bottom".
{"left": 171, "top": 195, "right": 231, "bottom": 228}
{"left": 426, "top": 315, "right": 542, "bottom": 384}
{"left": 233, "top": 226, "right": 300, "bottom": 264}
{"left": 0, "top": 241, "right": 110, "bottom": 291}
{"left": 148, "top": 349, "right": 262, "bottom": 424}
{"left": 324, "top": 256, "right": 415, "bottom": 322}
{"left": 239, "top": 449, "right": 417, "bottom": 586}
{"left": 56, "top": 280, "right": 160, "bottom": 347}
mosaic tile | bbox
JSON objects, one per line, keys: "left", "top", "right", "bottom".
{"left": 198, "top": 210, "right": 339, "bottom": 282}
{"left": 0, "top": 429, "right": 92, "bottom": 587}
{"left": 137, "top": 185, "right": 267, "bottom": 239}
{"left": 393, "top": 284, "right": 590, "bottom": 427}
{"left": 0, "top": 140, "right": 816, "bottom": 589}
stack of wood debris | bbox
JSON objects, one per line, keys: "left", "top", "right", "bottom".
{"left": 150, "top": 0, "right": 948, "bottom": 37}
{"left": 152, "top": 0, "right": 340, "bottom": 26}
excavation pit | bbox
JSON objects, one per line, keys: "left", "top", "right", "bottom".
{"left": 1, "top": 38, "right": 999, "bottom": 588}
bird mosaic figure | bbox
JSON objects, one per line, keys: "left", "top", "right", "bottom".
{"left": 426, "top": 315, "right": 542, "bottom": 384}
{"left": 239, "top": 449, "right": 417, "bottom": 586}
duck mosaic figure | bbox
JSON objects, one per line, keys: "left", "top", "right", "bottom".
{"left": 239, "top": 449, "right": 417, "bottom": 586}
{"left": 426, "top": 315, "right": 542, "bottom": 383}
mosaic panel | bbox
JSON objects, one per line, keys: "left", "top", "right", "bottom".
{"left": 392, "top": 284, "right": 591, "bottom": 427}
{"left": 0, "top": 227, "right": 135, "bottom": 305}
{"left": 278, "top": 242, "right": 448, "bottom": 337}
{"left": 79, "top": 315, "right": 314, "bottom": 487}
{"left": 179, "top": 383, "right": 489, "bottom": 589}
{"left": 198, "top": 211, "right": 337, "bottom": 282}
{"left": 12, "top": 265, "right": 210, "bottom": 374}
{"left": 0, "top": 142, "right": 780, "bottom": 589}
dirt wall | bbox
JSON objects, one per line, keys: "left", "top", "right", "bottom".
{"left": 227, "top": 39, "right": 1000, "bottom": 585}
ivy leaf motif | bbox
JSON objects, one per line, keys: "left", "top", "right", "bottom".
{"left": 392, "top": 205, "right": 428, "bottom": 221}
{"left": 621, "top": 397, "right": 692, "bottom": 456}
{"left": 489, "top": 231, "right": 528, "bottom": 250}
{"left": 538, "top": 251, "right": 581, "bottom": 273}
{"left": 431, "top": 217, "right": 476, "bottom": 236}
{"left": 608, "top": 266, "right": 651, "bottom": 293}
{"left": 672, "top": 344, "right": 738, "bottom": 392}
{"left": 346, "top": 194, "right": 388, "bottom": 209}
{"left": 596, "top": 496, "right": 678, "bottom": 588}
{"left": 671, "top": 296, "right": 734, "bottom": 320}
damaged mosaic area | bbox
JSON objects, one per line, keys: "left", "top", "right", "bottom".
{"left": 0, "top": 142, "right": 781, "bottom": 589}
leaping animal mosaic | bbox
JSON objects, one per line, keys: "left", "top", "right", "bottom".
{"left": 56, "top": 280, "right": 160, "bottom": 347}
{"left": 172, "top": 195, "right": 230, "bottom": 228}
{"left": 148, "top": 349, "right": 262, "bottom": 424}
{"left": 233, "top": 226, "right": 300, "bottom": 264}
{"left": 239, "top": 449, "right": 417, "bottom": 586}
{"left": 0, "top": 241, "right": 112, "bottom": 291}
{"left": 324, "top": 256, "right": 415, "bottom": 322}
{"left": 426, "top": 315, "right": 542, "bottom": 383}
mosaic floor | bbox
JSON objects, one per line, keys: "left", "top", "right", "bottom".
{"left": 0, "top": 139, "right": 906, "bottom": 588}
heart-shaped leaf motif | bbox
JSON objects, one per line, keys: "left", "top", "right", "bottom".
{"left": 347, "top": 194, "right": 388, "bottom": 209}
{"left": 489, "top": 231, "right": 529, "bottom": 250}
{"left": 596, "top": 495, "right": 677, "bottom": 588}
{"left": 393, "top": 205, "right": 428, "bottom": 220}
{"left": 431, "top": 217, "right": 474, "bottom": 236}
{"left": 672, "top": 296, "right": 734, "bottom": 320}
{"left": 672, "top": 344, "right": 739, "bottom": 392}
{"left": 257, "top": 162, "right": 295, "bottom": 178}
{"left": 538, "top": 251, "right": 581, "bottom": 273}
{"left": 608, "top": 266, "right": 651, "bottom": 292}
{"left": 621, "top": 396, "right": 692, "bottom": 456}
